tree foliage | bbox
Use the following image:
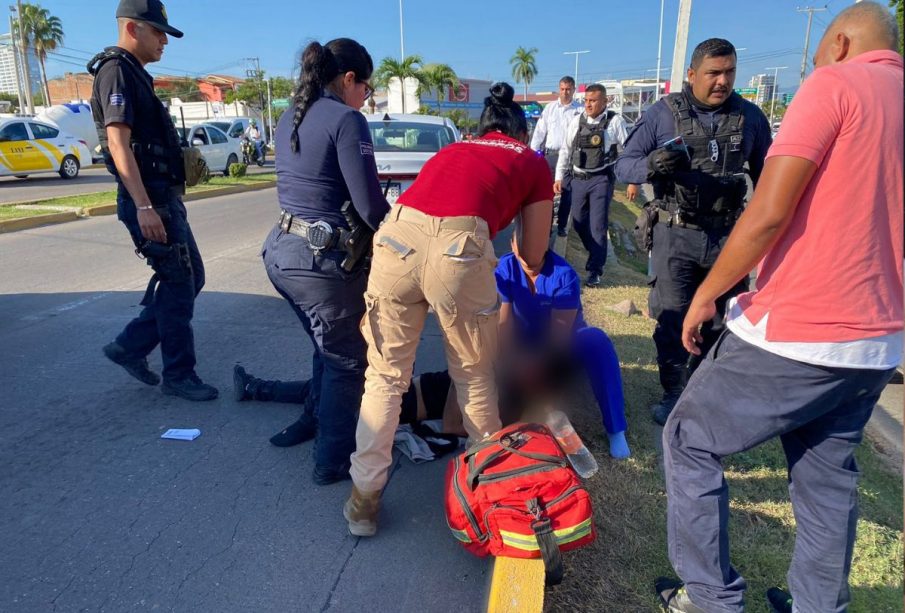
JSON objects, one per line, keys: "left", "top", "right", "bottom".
{"left": 374, "top": 55, "right": 425, "bottom": 113}
{"left": 16, "top": 3, "right": 64, "bottom": 106}
{"left": 892, "top": 0, "right": 904, "bottom": 55}
{"left": 510, "top": 46, "right": 539, "bottom": 101}
{"left": 418, "top": 63, "right": 459, "bottom": 112}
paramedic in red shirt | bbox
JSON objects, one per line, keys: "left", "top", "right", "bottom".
{"left": 344, "top": 82, "right": 554, "bottom": 537}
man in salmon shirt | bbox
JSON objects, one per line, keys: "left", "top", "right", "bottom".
{"left": 654, "top": 3, "right": 903, "bottom": 612}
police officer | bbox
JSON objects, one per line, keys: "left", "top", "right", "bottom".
{"left": 530, "top": 76, "right": 581, "bottom": 236}
{"left": 261, "top": 38, "right": 389, "bottom": 485}
{"left": 91, "top": 0, "right": 218, "bottom": 401}
{"left": 557, "top": 83, "right": 630, "bottom": 287}
{"left": 615, "top": 38, "right": 772, "bottom": 424}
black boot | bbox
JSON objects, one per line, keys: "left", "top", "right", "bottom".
{"left": 270, "top": 413, "right": 316, "bottom": 447}
{"left": 233, "top": 365, "right": 278, "bottom": 402}
{"left": 652, "top": 363, "right": 688, "bottom": 425}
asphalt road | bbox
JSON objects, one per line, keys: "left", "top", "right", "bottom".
{"left": 0, "top": 189, "right": 488, "bottom": 612}
{"left": 0, "top": 162, "right": 275, "bottom": 205}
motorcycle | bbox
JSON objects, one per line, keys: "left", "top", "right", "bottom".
{"left": 241, "top": 136, "right": 265, "bottom": 166}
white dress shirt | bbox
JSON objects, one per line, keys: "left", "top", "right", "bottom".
{"left": 530, "top": 99, "right": 582, "bottom": 152}
{"left": 555, "top": 109, "right": 629, "bottom": 181}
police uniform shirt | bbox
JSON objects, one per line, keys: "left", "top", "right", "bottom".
{"left": 91, "top": 47, "right": 173, "bottom": 177}
{"left": 529, "top": 99, "right": 582, "bottom": 152}
{"left": 274, "top": 90, "right": 389, "bottom": 231}
{"left": 555, "top": 110, "right": 630, "bottom": 181}
{"left": 614, "top": 94, "right": 772, "bottom": 187}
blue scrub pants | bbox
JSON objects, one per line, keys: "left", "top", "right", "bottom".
{"left": 573, "top": 326, "right": 627, "bottom": 435}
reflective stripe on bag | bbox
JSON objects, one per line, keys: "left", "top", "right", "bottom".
{"left": 499, "top": 518, "right": 593, "bottom": 551}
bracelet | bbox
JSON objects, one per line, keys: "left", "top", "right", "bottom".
{"left": 136, "top": 204, "right": 154, "bottom": 211}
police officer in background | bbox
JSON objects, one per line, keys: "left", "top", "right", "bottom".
{"left": 91, "top": 0, "right": 218, "bottom": 401}
{"left": 257, "top": 38, "right": 389, "bottom": 485}
{"left": 615, "top": 38, "right": 772, "bottom": 424}
{"left": 530, "top": 76, "right": 581, "bottom": 237}
{"left": 557, "top": 83, "right": 630, "bottom": 287}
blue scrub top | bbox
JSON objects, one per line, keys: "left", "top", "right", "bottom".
{"left": 495, "top": 251, "right": 587, "bottom": 346}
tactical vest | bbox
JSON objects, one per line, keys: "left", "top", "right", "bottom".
{"left": 571, "top": 111, "right": 618, "bottom": 172}
{"left": 661, "top": 92, "right": 747, "bottom": 217}
{"left": 88, "top": 47, "right": 185, "bottom": 186}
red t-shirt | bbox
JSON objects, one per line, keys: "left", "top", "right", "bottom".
{"left": 398, "top": 132, "right": 553, "bottom": 237}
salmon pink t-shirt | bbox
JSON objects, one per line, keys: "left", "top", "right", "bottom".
{"left": 398, "top": 132, "right": 553, "bottom": 237}
{"left": 734, "top": 50, "right": 904, "bottom": 343}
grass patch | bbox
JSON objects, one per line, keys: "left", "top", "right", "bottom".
{"left": 0, "top": 206, "right": 69, "bottom": 220}
{"left": 0, "top": 173, "right": 276, "bottom": 217}
{"left": 543, "top": 189, "right": 903, "bottom": 612}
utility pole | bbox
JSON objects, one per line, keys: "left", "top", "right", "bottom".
{"left": 669, "top": 0, "right": 693, "bottom": 93}
{"left": 765, "top": 66, "right": 788, "bottom": 127}
{"left": 398, "top": 0, "right": 405, "bottom": 61}
{"left": 655, "top": 0, "right": 665, "bottom": 101}
{"left": 797, "top": 6, "right": 827, "bottom": 85}
{"left": 244, "top": 57, "right": 265, "bottom": 120}
{"left": 15, "top": 0, "right": 33, "bottom": 114}
{"left": 563, "top": 50, "right": 590, "bottom": 88}
{"left": 266, "top": 77, "right": 274, "bottom": 145}
{"left": 8, "top": 10, "right": 24, "bottom": 113}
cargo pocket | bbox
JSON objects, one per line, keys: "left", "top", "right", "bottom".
{"left": 466, "top": 299, "right": 501, "bottom": 365}
{"left": 360, "top": 292, "right": 386, "bottom": 362}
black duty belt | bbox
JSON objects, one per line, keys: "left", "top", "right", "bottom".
{"left": 660, "top": 209, "right": 739, "bottom": 232}
{"left": 278, "top": 210, "right": 350, "bottom": 254}
{"left": 572, "top": 167, "right": 614, "bottom": 181}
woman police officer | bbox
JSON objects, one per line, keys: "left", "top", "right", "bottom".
{"left": 263, "top": 38, "right": 389, "bottom": 485}
{"left": 344, "top": 82, "right": 554, "bottom": 535}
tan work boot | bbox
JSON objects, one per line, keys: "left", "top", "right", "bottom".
{"left": 343, "top": 486, "right": 381, "bottom": 537}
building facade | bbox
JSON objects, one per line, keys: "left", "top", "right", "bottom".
{"left": 0, "top": 33, "right": 42, "bottom": 101}
{"left": 748, "top": 73, "right": 775, "bottom": 106}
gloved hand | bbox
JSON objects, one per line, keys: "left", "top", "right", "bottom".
{"left": 647, "top": 147, "right": 691, "bottom": 178}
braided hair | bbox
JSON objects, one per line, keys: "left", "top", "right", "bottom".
{"left": 478, "top": 82, "right": 528, "bottom": 140}
{"left": 289, "top": 38, "right": 374, "bottom": 152}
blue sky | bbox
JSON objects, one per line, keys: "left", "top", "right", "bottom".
{"left": 38, "top": 0, "right": 858, "bottom": 94}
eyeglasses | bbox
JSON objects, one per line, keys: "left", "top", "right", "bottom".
{"left": 360, "top": 81, "right": 374, "bottom": 101}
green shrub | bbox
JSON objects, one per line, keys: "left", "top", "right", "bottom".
{"left": 229, "top": 162, "right": 247, "bottom": 178}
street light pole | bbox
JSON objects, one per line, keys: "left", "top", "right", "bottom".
{"left": 399, "top": 0, "right": 405, "bottom": 61}
{"left": 14, "top": 0, "right": 33, "bottom": 114}
{"left": 563, "top": 50, "right": 590, "bottom": 88}
{"left": 669, "top": 0, "right": 693, "bottom": 92}
{"left": 796, "top": 6, "right": 827, "bottom": 85}
{"left": 765, "top": 66, "right": 788, "bottom": 127}
{"left": 8, "top": 9, "right": 24, "bottom": 112}
{"left": 655, "top": 0, "right": 665, "bottom": 101}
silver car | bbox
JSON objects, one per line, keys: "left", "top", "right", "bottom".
{"left": 365, "top": 113, "right": 460, "bottom": 204}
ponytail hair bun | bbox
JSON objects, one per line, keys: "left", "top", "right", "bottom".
{"left": 478, "top": 81, "right": 527, "bottom": 140}
{"left": 486, "top": 82, "right": 515, "bottom": 107}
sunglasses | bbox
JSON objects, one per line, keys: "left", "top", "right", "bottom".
{"left": 359, "top": 80, "right": 374, "bottom": 101}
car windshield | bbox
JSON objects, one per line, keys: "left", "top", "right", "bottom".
{"left": 368, "top": 122, "right": 455, "bottom": 153}
{"left": 209, "top": 121, "right": 231, "bottom": 132}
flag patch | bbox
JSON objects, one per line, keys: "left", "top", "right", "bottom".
{"left": 109, "top": 93, "right": 125, "bottom": 106}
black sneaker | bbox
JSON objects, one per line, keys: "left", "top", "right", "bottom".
{"left": 313, "top": 461, "right": 351, "bottom": 486}
{"left": 233, "top": 365, "right": 252, "bottom": 402}
{"left": 269, "top": 415, "right": 316, "bottom": 447}
{"left": 766, "top": 587, "right": 793, "bottom": 613}
{"left": 655, "top": 577, "right": 707, "bottom": 613}
{"left": 652, "top": 394, "right": 680, "bottom": 426}
{"left": 103, "top": 342, "right": 160, "bottom": 386}
{"left": 162, "top": 374, "right": 219, "bottom": 401}
{"left": 585, "top": 272, "right": 602, "bottom": 288}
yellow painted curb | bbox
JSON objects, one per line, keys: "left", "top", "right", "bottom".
{"left": 84, "top": 203, "right": 117, "bottom": 217}
{"left": 486, "top": 557, "right": 544, "bottom": 613}
{"left": 0, "top": 210, "right": 81, "bottom": 234}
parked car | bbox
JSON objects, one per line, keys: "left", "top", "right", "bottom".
{"left": 205, "top": 117, "right": 262, "bottom": 141}
{"left": 177, "top": 123, "right": 242, "bottom": 176}
{"left": 364, "top": 113, "right": 460, "bottom": 203}
{"left": 0, "top": 118, "right": 92, "bottom": 180}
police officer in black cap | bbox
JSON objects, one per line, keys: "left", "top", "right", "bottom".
{"left": 615, "top": 38, "right": 772, "bottom": 425}
{"left": 90, "top": 0, "right": 218, "bottom": 401}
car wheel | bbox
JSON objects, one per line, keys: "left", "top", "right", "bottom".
{"left": 224, "top": 153, "right": 238, "bottom": 176}
{"left": 59, "top": 155, "right": 79, "bottom": 179}
{"left": 14, "top": 174, "right": 28, "bottom": 179}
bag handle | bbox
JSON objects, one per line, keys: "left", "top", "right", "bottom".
{"left": 528, "top": 498, "right": 564, "bottom": 586}
{"left": 466, "top": 439, "right": 565, "bottom": 491}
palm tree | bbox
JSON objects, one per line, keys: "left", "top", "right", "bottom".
{"left": 18, "top": 3, "right": 64, "bottom": 107}
{"left": 510, "top": 46, "right": 538, "bottom": 101}
{"left": 373, "top": 55, "right": 424, "bottom": 114}
{"left": 418, "top": 63, "right": 459, "bottom": 113}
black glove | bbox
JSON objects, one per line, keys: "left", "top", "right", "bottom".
{"left": 647, "top": 147, "right": 690, "bottom": 178}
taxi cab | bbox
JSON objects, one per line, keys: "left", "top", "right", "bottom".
{"left": 0, "top": 118, "right": 92, "bottom": 180}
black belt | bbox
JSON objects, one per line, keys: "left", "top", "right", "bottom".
{"left": 572, "top": 167, "right": 614, "bottom": 181}
{"left": 660, "top": 209, "right": 739, "bottom": 231}
{"left": 278, "top": 210, "right": 350, "bottom": 253}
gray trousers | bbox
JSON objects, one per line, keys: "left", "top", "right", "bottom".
{"left": 663, "top": 330, "right": 894, "bottom": 613}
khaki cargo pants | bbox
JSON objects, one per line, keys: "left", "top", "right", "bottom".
{"left": 350, "top": 205, "right": 502, "bottom": 492}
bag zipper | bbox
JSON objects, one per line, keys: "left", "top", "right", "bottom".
{"left": 476, "top": 462, "right": 564, "bottom": 484}
{"left": 452, "top": 458, "right": 486, "bottom": 540}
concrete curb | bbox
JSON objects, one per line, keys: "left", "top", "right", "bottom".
{"left": 486, "top": 557, "right": 544, "bottom": 612}
{"left": 0, "top": 180, "right": 276, "bottom": 233}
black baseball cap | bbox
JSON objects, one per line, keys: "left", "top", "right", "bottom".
{"left": 116, "top": 0, "right": 184, "bottom": 38}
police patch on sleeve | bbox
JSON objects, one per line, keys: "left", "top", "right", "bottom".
{"left": 360, "top": 142, "right": 374, "bottom": 156}
{"left": 109, "top": 93, "right": 125, "bottom": 106}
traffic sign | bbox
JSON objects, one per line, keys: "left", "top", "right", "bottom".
{"left": 734, "top": 88, "right": 758, "bottom": 95}
{"left": 272, "top": 98, "right": 290, "bottom": 109}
